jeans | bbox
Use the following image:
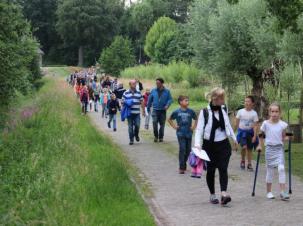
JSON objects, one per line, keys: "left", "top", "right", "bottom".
{"left": 152, "top": 110, "right": 166, "bottom": 139}
{"left": 144, "top": 107, "right": 151, "bottom": 128}
{"left": 177, "top": 136, "right": 192, "bottom": 170}
{"left": 81, "top": 101, "right": 88, "bottom": 114}
{"left": 127, "top": 114, "right": 141, "bottom": 142}
{"left": 102, "top": 103, "right": 107, "bottom": 117}
{"left": 108, "top": 114, "right": 117, "bottom": 129}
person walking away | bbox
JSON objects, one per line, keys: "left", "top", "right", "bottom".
{"left": 147, "top": 78, "right": 173, "bottom": 142}
{"left": 122, "top": 80, "right": 145, "bottom": 145}
{"left": 114, "top": 83, "right": 126, "bottom": 103}
{"left": 92, "top": 79, "right": 101, "bottom": 112}
{"left": 257, "top": 102, "right": 290, "bottom": 200}
{"left": 80, "top": 85, "right": 89, "bottom": 115}
{"left": 100, "top": 88, "right": 110, "bottom": 118}
{"left": 235, "top": 96, "right": 259, "bottom": 171}
{"left": 168, "top": 95, "right": 197, "bottom": 174}
{"left": 107, "top": 93, "right": 121, "bottom": 132}
{"left": 143, "top": 88, "right": 151, "bottom": 129}
{"left": 102, "top": 75, "right": 112, "bottom": 89}
{"left": 88, "top": 82, "right": 94, "bottom": 112}
{"left": 194, "top": 88, "right": 238, "bottom": 206}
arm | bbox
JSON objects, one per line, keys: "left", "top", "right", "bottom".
{"left": 191, "top": 118, "right": 198, "bottom": 131}
{"left": 235, "top": 118, "right": 240, "bottom": 131}
{"left": 165, "top": 90, "right": 173, "bottom": 109}
{"left": 194, "top": 110, "right": 205, "bottom": 148}
{"left": 147, "top": 91, "right": 153, "bottom": 112}
{"left": 252, "top": 122, "right": 258, "bottom": 142}
{"left": 168, "top": 118, "right": 179, "bottom": 130}
{"left": 141, "top": 100, "right": 145, "bottom": 116}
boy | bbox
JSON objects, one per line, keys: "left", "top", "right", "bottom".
{"left": 236, "top": 95, "right": 259, "bottom": 171}
{"left": 107, "top": 93, "right": 121, "bottom": 131}
{"left": 168, "top": 95, "right": 198, "bottom": 174}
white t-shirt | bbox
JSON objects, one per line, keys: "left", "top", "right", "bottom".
{"left": 236, "top": 108, "right": 258, "bottom": 130}
{"left": 260, "top": 120, "right": 288, "bottom": 145}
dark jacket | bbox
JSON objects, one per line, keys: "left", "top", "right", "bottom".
{"left": 107, "top": 99, "right": 121, "bottom": 115}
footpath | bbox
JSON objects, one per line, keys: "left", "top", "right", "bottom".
{"left": 89, "top": 111, "right": 303, "bottom": 226}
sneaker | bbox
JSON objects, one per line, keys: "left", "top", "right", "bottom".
{"left": 221, "top": 195, "right": 232, "bottom": 205}
{"left": 113, "top": 128, "right": 117, "bottom": 132}
{"left": 129, "top": 141, "right": 134, "bottom": 145}
{"left": 210, "top": 194, "right": 219, "bottom": 204}
{"left": 247, "top": 164, "right": 254, "bottom": 172}
{"left": 191, "top": 173, "right": 197, "bottom": 178}
{"left": 266, "top": 192, "right": 275, "bottom": 199}
{"left": 154, "top": 138, "right": 158, "bottom": 143}
{"left": 135, "top": 136, "right": 140, "bottom": 142}
{"left": 280, "top": 191, "right": 290, "bottom": 201}
{"left": 179, "top": 169, "right": 185, "bottom": 174}
{"left": 107, "top": 122, "right": 111, "bottom": 128}
{"left": 240, "top": 161, "right": 245, "bottom": 170}
{"left": 159, "top": 139, "right": 163, "bottom": 143}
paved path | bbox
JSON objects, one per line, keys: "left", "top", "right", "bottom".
{"left": 89, "top": 111, "right": 303, "bottom": 226}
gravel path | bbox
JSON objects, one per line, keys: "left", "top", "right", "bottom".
{"left": 89, "top": 111, "right": 303, "bottom": 226}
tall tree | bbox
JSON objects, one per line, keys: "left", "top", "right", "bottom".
{"left": 56, "top": 0, "right": 123, "bottom": 66}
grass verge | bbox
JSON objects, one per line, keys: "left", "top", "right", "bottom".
{"left": 0, "top": 69, "right": 155, "bottom": 225}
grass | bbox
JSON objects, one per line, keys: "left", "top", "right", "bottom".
{"left": 0, "top": 68, "right": 155, "bottom": 225}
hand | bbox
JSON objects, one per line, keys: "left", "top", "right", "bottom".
{"left": 190, "top": 126, "right": 196, "bottom": 131}
{"left": 252, "top": 136, "right": 256, "bottom": 143}
{"left": 256, "top": 146, "right": 262, "bottom": 152}
{"left": 173, "top": 125, "right": 179, "bottom": 130}
{"left": 142, "top": 111, "right": 146, "bottom": 117}
{"left": 233, "top": 142, "right": 238, "bottom": 152}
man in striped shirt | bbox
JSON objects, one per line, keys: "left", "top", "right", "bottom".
{"left": 122, "top": 80, "right": 145, "bottom": 145}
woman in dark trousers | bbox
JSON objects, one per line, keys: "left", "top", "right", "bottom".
{"left": 194, "top": 88, "right": 238, "bottom": 205}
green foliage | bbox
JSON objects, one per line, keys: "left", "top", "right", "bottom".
{"left": 0, "top": 2, "right": 41, "bottom": 106}
{"left": 0, "top": 74, "right": 155, "bottom": 225}
{"left": 56, "top": 0, "right": 124, "bottom": 66}
{"left": 99, "top": 36, "right": 135, "bottom": 76}
{"left": 144, "top": 17, "right": 178, "bottom": 63}
{"left": 121, "top": 62, "right": 207, "bottom": 88}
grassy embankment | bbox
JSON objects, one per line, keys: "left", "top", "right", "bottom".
{"left": 0, "top": 67, "right": 155, "bottom": 225}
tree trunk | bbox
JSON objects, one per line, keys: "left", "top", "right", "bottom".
{"left": 250, "top": 74, "right": 268, "bottom": 120}
{"left": 78, "top": 46, "right": 84, "bottom": 67}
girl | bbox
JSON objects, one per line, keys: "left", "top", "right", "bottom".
{"left": 100, "top": 88, "right": 110, "bottom": 118}
{"left": 257, "top": 103, "right": 290, "bottom": 200}
{"left": 194, "top": 88, "right": 237, "bottom": 205}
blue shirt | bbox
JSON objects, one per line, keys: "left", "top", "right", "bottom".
{"left": 122, "top": 89, "right": 143, "bottom": 114}
{"left": 170, "top": 108, "right": 197, "bottom": 138}
{"left": 147, "top": 87, "right": 173, "bottom": 111}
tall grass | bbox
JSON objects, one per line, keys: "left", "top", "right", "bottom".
{"left": 121, "top": 62, "right": 211, "bottom": 88}
{"left": 0, "top": 72, "right": 154, "bottom": 225}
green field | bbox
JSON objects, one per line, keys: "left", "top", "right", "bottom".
{"left": 0, "top": 68, "right": 154, "bottom": 225}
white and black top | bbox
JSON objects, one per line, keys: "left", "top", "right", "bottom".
{"left": 194, "top": 105, "right": 237, "bottom": 147}
{"left": 122, "top": 89, "right": 143, "bottom": 114}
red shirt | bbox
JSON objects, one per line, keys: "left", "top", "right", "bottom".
{"left": 143, "top": 92, "right": 150, "bottom": 107}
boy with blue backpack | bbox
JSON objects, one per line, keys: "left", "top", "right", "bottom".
{"left": 168, "top": 95, "right": 197, "bottom": 174}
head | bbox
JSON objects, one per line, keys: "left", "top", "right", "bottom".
{"left": 145, "top": 88, "right": 150, "bottom": 94}
{"left": 156, "top": 78, "right": 164, "bottom": 89}
{"left": 207, "top": 87, "right": 225, "bottom": 106}
{"left": 178, "top": 95, "right": 189, "bottom": 108}
{"left": 129, "top": 80, "right": 136, "bottom": 90}
{"left": 111, "top": 93, "right": 116, "bottom": 100}
{"left": 268, "top": 102, "right": 281, "bottom": 121}
{"left": 244, "top": 95, "right": 255, "bottom": 110}
{"left": 103, "top": 88, "right": 108, "bottom": 93}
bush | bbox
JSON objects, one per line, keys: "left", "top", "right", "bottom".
{"left": 99, "top": 36, "right": 135, "bottom": 77}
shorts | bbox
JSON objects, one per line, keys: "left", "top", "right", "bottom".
{"left": 239, "top": 133, "right": 253, "bottom": 150}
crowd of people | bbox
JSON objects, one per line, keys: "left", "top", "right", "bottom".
{"left": 67, "top": 69, "right": 291, "bottom": 206}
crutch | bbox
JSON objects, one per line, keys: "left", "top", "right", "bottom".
{"left": 286, "top": 132, "right": 294, "bottom": 194}
{"left": 252, "top": 133, "right": 264, "bottom": 197}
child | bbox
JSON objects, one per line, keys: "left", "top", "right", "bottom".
{"left": 107, "top": 93, "right": 121, "bottom": 131}
{"left": 100, "top": 88, "right": 110, "bottom": 118}
{"left": 88, "top": 83, "right": 94, "bottom": 112}
{"left": 143, "top": 88, "right": 151, "bottom": 129}
{"left": 236, "top": 96, "right": 259, "bottom": 171}
{"left": 168, "top": 95, "right": 197, "bottom": 174}
{"left": 257, "top": 102, "right": 290, "bottom": 200}
{"left": 80, "top": 85, "right": 89, "bottom": 115}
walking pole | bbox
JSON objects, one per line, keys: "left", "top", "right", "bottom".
{"left": 252, "top": 133, "right": 264, "bottom": 197}
{"left": 286, "top": 132, "right": 294, "bottom": 194}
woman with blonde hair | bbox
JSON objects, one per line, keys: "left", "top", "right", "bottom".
{"left": 194, "top": 87, "right": 237, "bottom": 205}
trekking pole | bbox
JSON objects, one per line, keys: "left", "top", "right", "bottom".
{"left": 252, "top": 148, "right": 261, "bottom": 197}
{"left": 286, "top": 132, "right": 294, "bottom": 194}
{"left": 252, "top": 133, "right": 264, "bottom": 197}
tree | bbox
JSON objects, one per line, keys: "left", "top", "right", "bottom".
{"left": 0, "top": 2, "right": 41, "bottom": 105}
{"left": 188, "top": 0, "right": 279, "bottom": 116}
{"left": 56, "top": 0, "right": 123, "bottom": 66}
{"left": 99, "top": 36, "right": 135, "bottom": 76}
{"left": 145, "top": 17, "right": 178, "bottom": 63}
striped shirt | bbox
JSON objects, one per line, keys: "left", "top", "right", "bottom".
{"left": 122, "top": 89, "right": 143, "bottom": 114}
